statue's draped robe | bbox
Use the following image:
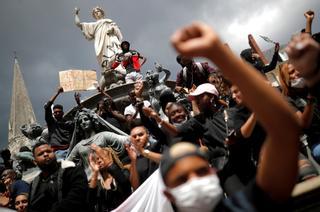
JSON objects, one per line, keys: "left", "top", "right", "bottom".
{"left": 82, "top": 19, "right": 123, "bottom": 66}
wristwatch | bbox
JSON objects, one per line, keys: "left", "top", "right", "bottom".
{"left": 143, "top": 149, "right": 150, "bottom": 157}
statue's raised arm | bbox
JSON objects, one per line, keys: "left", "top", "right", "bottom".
{"left": 74, "top": 7, "right": 82, "bottom": 29}
{"left": 155, "top": 62, "right": 171, "bottom": 84}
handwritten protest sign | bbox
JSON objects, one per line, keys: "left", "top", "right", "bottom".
{"left": 59, "top": 70, "right": 98, "bottom": 92}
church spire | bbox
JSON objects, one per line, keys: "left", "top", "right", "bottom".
{"left": 8, "top": 55, "right": 37, "bottom": 153}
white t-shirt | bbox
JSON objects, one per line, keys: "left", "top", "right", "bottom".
{"left": 124, "top": 100, "right": 151, "bottom": 119}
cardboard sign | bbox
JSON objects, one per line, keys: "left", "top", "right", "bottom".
{"left": 59, "top": 70, "right": 98, "bottom": 92}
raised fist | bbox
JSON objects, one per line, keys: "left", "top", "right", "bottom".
{"left": 171, "top": 22, "right": 220, "bottom": 59}
{"left": 304, "top": 10, "right": 314, "bottom": 21}
{"left": 274, "top": 42, "right": 280, "bottom": 53}
{"left": 57, "top": 86, "right": 64, "bottom": 93}
{"left": 74, "top": 7, "right": 80, "bottom": 15}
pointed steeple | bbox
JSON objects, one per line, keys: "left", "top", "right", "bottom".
{"left": 8, "top": 55, "right": 37, "bottom": 153}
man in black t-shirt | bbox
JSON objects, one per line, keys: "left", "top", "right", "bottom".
{"left": 175, "top": 83, "right": 228, "bottom": 170}
{"left": 44, "top": 87, "right": 74, "bottom": 160}
{"left": 126, "top": 125, "right": 163, "bottom": 190}
{"left": 175, "top": 55, "right": 215, "bottom": 93}
{"left": 28, "top": 141, "right": 88, "bottom": 212}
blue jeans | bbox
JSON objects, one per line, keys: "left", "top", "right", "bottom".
{"left": 55, "top": 149, "right": 68, "bottom": 161}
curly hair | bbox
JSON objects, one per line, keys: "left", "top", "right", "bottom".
{"left": 75, "top": 110, "right": 101, "bottom": 135}
{"left": 92, "top": 6, "right": 105, "bottom": 19}
{"left": 166, "top": 102, "right": 190, "bottom": 123}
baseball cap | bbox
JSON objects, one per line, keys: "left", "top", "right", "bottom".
{"left": 188, "top": 83, "right": 219, "bottom": 99}
{"left": 160, "top": 142, "right": 207, "bottom": 181}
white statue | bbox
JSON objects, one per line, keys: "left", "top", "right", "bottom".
{"left": 74, "top": 6, "right": 123, "bottom": 66}
{"left": 74, "top": 7, "right": 126, "bottom": 90}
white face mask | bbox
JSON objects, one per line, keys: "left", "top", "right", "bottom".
{"left": 291, "top": 78, "right": 306, "bottom": 88}
{"left": 168, "top": 174, "right": 223, "bottom": 212}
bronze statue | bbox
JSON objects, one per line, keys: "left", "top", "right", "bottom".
{"left": 67, "top": 109, "right": 129, "bottom": 178}
{"left": 145, "top": 63, "right": 171, "bottom": 112}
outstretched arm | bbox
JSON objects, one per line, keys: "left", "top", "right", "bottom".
{"left": 171, "top": 22, "right": 300, "bottom": 202}
{"left": 74, "top": 7, "right": 82, "bottom": 29}
{"left": 142, "top": 107, "right": 179, "bottom": 136}
{"left": 263, "top": 43, "right": 279, "bottom": 73}
{"left": 45, "top": 86, "right": 64, "bottom": 124}
{"left": 155, "top": 63, "right": 171, "bottom": 84}
{"left": 304, "top": 10, "right": 314, "bottom": 34}
{"left": 49, "top": 86, "right": 63, "bottom": 104}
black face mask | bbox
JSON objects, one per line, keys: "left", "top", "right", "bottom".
{"left": 38, "top": 159, "right": 59, "bottom": 173}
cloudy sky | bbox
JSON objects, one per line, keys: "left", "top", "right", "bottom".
{"left": 1, "top": 0, "right": 319, "bottom": 149}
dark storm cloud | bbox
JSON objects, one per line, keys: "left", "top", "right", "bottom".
{"left": 1, "top": 0, "right": 319, "bottom": 148}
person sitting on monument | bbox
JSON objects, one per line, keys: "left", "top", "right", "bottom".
{"left": 96, "top": 97, "right": 127, "bottom": 132}
{"left": 97, "top": 89, "right": 130, "bottom": 133}
{"left": 67, "top": 109, "right": 129, "bottom": 178}
{"left": 112, "top": 41, "right": 147, "bottom": 84}
{"left": 175, "top": 55, "right": 215, "bottom": 93}
{"left": 44, "top": 86, "right": 74, "bottom": 160}
{"left": 124, "top": 81, "right": 151, "bottom": 123}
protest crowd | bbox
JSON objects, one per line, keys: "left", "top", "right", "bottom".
{"left": 2, "top": 8, "right": 320, "bottom": 212}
